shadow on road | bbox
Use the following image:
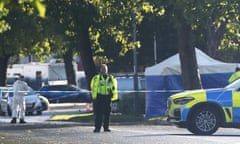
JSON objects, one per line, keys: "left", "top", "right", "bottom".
{"left": 0, "top": 121, "right": 82, "bottom": 131}
{"left": 169, "top": 133, "right": 240, "bottom": 137}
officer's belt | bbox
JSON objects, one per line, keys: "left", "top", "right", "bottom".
{"left": 97, "top": 93, "right": 111, "bottom": 96}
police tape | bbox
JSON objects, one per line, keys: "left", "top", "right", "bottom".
{"left": 116, "top": 90, "right": 183, "bottom": 93}
{"left": 1, "top": 90, "right": 184, "bottom": 93}
{"left": 44, "top": 90, "right": 183, "bottom": 93}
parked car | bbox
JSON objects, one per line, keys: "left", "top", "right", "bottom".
{"left": 39, "top": 84, "right": 91, "bottom": 103}
{"left": 0, "top": 86, "right": 49, "bottom": 116}
{"left": 166, "top": 78, "right": 240, "bottom": 135}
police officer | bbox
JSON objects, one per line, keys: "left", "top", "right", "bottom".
{"left": 91, "top": 64, "right": 118, "bottom": 132}
{"left": 229, "top": 67, "right": 240, "bottom": 83}
{"left": 10, "top": 75, "right": 29, "bottom": 124}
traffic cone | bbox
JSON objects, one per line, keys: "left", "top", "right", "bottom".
{"left": 86, "top": 103, "right": 91, "bottom": 113}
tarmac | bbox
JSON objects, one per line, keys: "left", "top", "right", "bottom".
{"left": 46, "top": 103, "right": 170, "bottom": 125}
{"left": 0, "top": 103, "right": 91, "bottom": 123}
{"left": 0, "top": 103, "right": 170, "bottom": 125}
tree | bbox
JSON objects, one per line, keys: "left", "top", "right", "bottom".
{"left": 1, "top": 0, "right": 163, "bottom": 88}
{"left": 161, "top": 0, "right": 240, "bottom": 90}
{"left": 44, "top": 0, "right": 163, "bottom": 86}
{"left": 44, "top": 0, "right": 97, "bottom": 86}
{"left": 208, "top": 1, "right": 240, "bottom": 62}
{"left": 0, "top": 0, "right": 46, "bottom": 86}
{"left": 164, "top": 1, "right": 202, "bottom": 90}
{"left": 0, "top": 11, "right": 46, "bottom": 86}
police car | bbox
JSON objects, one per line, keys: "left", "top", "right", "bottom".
{"left": 166, "top": 78, "right": 240, "bottom": 135}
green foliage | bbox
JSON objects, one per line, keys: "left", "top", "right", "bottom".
{"left": 43, "top": 0, "right": 96, "bottom": 55}
{"left": 0, "top": 7, "right": 10, "bottom": 33}
{"left": 34, "top": 0, "right": 46, "bottom": 18}
{"left": 217, "top": 47, "right": 239, "bottom": 62}
{"left": 88, "top": 0, "right": 164, "bottom": 57}
{"left": 0, "top": 0, "right": 47, "bottom": 58}
{"left": 31, "top": 39, "right": 51, "bottom": 62}
{"left": 1, "top": 0, "right": 240, "bottom": 73}
{"left": 0, "top": 10, "right": 44, "bottom": 57}
{"left": 116, "top": 92, "right": 145, "bottom": 114}
{"left": 203, "top": 1, "right": 239, "bottom": 54}
{"left": 163, "top": 0, "right": 239, "bottom": 60}
{"left": 0, "top": 0, "right": 46, "bottom": 17}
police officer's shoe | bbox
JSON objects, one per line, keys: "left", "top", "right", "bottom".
{"left": 93, "top": 129, "right": 100, "bottom": 133}
{"left": 10, "top": 118, "right": 17, "bottom": 124}
{"left": 19, "top": 119, "right": 27, "bottom": 124}
{"left": 104, "top": 129, "right": 111, "bottom": 132}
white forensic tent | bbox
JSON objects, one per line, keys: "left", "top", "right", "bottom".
{"left": 144, "top": 48, "right": 238, "bottom": 118}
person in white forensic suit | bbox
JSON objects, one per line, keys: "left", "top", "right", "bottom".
{"left": 10, "top": 75, "right": 29, "bottom": 124}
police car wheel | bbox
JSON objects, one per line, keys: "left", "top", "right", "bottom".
{"left": 188, "top": 106, "right": 219, "bottom": 135}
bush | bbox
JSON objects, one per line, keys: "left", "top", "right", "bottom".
{"left": 114, "top": 92, "right": 145, "bottom": 114}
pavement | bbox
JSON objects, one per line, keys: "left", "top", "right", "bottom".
{"left": 0, "top": 103, "right": 170, "bottom": 125}
{"left": 0, "top": 103, "right": 91, "bottom": 123}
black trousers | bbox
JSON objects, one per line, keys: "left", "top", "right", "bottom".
{"left": 94, "top": 94, "right": 112, "bottom": 130}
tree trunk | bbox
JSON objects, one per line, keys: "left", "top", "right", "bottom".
{"left": 206, "top": 18, "right": 226, "bottom": 58}
{"left": 71, "top": 2, "right": 97, "bottom": 89}
{"left": 77, "top": 26, "right": 96, "bottom": 89}
{"left": 0, "top": 55, "right": 10, "bottom": 86}
{"left": 63, "top": 48, "right": 76, "bottom": 85}
{"left": 178, "top": 24, "right": 202, "bottom": 90}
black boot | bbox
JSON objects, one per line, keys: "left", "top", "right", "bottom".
{"left": 104, "top": 128, "right": 111, "bottom": 132}
{"left": 19, "top": 119, "right": 26, "bottom": 124}
{"left": 10, "top": 117, "right": 17, "bottom": 124}
{"left": 93, "top": 128, "right": 100, "bottom": 133}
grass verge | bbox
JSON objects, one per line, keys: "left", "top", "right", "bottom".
{"left": 49, "top": 112, "right": 147, "bottom": 124}
{"left": 48, "top": 112, "right": 169, "bottom": 125}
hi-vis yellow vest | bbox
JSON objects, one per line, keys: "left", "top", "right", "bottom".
{"left": 90, "top": 74, "right": 118, "bottom": 101}
{"left": 229, "top": 71, "right": 240, "bottom": 83}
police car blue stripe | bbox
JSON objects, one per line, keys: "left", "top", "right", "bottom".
{"left": 233, "top": 108, "right": 240, "bottom": 123}
{"left": 206, "top": 90, "right": 232, "bottom": 107}
{"left": 181, "top": 108, "right": 189, "bottom": 121}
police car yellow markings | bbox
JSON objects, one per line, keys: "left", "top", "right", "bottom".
{"left": 179, "top": 90, "right": 207, "bottom": 121}
{"left": 232, "top": 91, "right": 240, "bottom": 123}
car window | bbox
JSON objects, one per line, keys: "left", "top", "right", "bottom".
{"left": 49, "top": 86, "right": 59, "bottom": 91}
{"left": 56, "top": 85, "right": 78, "bottom": 91}
{"left": 68, "top": 85, "right": 78, "bottom": 91}
{"left": 48, "top": 86, "right": 59, "bottom": 91}
{"left": 47, "top": 85, "right": 66, "bottom": 91}
{"left": 225, "top": 79, "right": 240, "bottom": 91}
{"left": 41, "top": 85, "right": 80, "bottom": 91}
{"left": 58, "top": 86, "right": 67, "bottom": 91}
{"left": 40, "top": 86, "right": 49, "bottom": 91}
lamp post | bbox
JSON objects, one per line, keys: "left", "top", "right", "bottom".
{"left": 153, "top": 32, "right": 157, "bottom": 64}
{"left": 132, "top": 11, "right": 139, "bottom": 114}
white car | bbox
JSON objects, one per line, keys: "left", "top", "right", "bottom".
{"left": 0, "top": 86, "right": 49, "bottom": 116}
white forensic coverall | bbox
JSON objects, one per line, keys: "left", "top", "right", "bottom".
{"left": 12, "top": 79, "right": 29, "bottom": 120}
